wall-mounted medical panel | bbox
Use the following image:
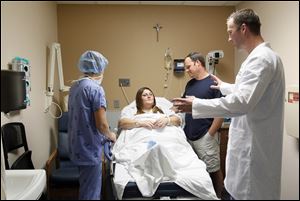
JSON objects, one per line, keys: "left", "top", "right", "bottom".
{"left": 173, "top": 59, "right": 185, "bottom": 73}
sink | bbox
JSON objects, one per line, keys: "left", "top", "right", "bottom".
{"left": 5, "top": 169, "right": 46, "bottom": 200}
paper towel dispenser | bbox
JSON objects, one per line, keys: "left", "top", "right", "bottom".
{"left": 1, "top": 70, "right": 27, "bottom": 113}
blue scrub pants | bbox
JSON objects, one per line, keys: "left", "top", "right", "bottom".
{"left": 78, "top": 163, "right": 102, "bottom": 200}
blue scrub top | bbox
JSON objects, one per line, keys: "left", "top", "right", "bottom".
{"left": 68, "top": 78, "right": 107, "bottom": 165}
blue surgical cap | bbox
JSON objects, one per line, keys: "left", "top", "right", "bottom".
{"left": 78, "top": 50, "right": 108, "bottom": 74}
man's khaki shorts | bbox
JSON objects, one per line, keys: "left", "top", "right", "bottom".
{"left": 188, "top": 132, "right": 220, "bottom": 173}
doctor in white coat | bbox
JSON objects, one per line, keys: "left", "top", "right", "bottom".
{"left": 172, "top": 8, "right": 285, "bottom": 200}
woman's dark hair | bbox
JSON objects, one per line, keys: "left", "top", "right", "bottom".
{"left": 135, "top": 87, "right": 164, "bottom": 115}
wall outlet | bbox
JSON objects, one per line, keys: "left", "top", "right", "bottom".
{"left": 119, "top": 78, "right": 130, "bottom": 87}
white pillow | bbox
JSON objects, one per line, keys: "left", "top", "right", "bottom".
{"left": 120, "top": 97, "right": 174, "bottom": 119}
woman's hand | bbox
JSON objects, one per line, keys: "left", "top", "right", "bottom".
{"left": 138, "top": 120, "right": 156, "bottom": 129}
{"left": 153, "top": 116, "right": 169, "bottom": 128}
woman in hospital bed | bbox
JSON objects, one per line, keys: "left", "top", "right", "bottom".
{"left": 118, "top": 87, "right": 181, "bottom": 130}
{"left": 112, "top": 87, "right": 218, "bottom": 200}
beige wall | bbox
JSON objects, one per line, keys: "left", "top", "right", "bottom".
{"left": 235, "top": 1, "right": 299, "bottom": 200}
{"left": 1, "top": 2, "right": 298, "bottom": 199}
{"left": 57, "top": 5, "right": 235, "bottom": 110}
{"left": 1, "top": 1, "right": 58, "bottom": 168}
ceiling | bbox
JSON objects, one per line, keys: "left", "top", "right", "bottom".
{"left": 56, "top": 1, "right": 241, "bottom": 6}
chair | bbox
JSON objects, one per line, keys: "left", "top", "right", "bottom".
{"left": 46, "top": 112, "right": 79, "bottom": 200}
{"left": 1, "top": 122, "right": 35, "bottom": 170}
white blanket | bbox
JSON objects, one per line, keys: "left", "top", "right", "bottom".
{"left": 112, "top": 113, "right": 218, "bottom": 200}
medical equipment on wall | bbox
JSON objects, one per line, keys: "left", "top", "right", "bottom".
{"left": 285, "top": 85, "right": 299, "bottom": 139}
{"left": 11, "top": 57, "right": 31, "bottom": 106}
{"left": 164, "top": 48, "right": 172, "bottom": 70}
{"left": 45, "top": 42, "right": 70, "bottom": 117}
{"left": 173, "top": 59, "right": 185, "bottom": 73}
{"left": 163, "top": 48, "right": 173, "bottom": 97}
{"left": 205, "top": 50, "right": 224, "bottom": 75}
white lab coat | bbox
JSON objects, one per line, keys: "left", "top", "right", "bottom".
{"left": 192, "top": 42, "right": 285, "bottom": 200}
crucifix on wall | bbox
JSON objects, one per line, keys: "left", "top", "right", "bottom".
{"left": 153, "top": 23, "right": 163, "bottom": 42}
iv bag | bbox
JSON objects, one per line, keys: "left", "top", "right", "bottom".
{"left": 164, "top": 48, "right": 172, "bottom": 70}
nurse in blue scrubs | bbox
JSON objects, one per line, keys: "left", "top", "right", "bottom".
{"left": 68, "top": 50, "right": 116, "bottom": 200}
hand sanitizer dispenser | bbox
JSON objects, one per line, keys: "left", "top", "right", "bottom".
{"left": 285, "top": 85, "right": 299, "bottom": 138}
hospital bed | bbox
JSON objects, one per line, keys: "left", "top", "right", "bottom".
{"left": 108, "top": 97, "right": 218, "bottom": 200}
